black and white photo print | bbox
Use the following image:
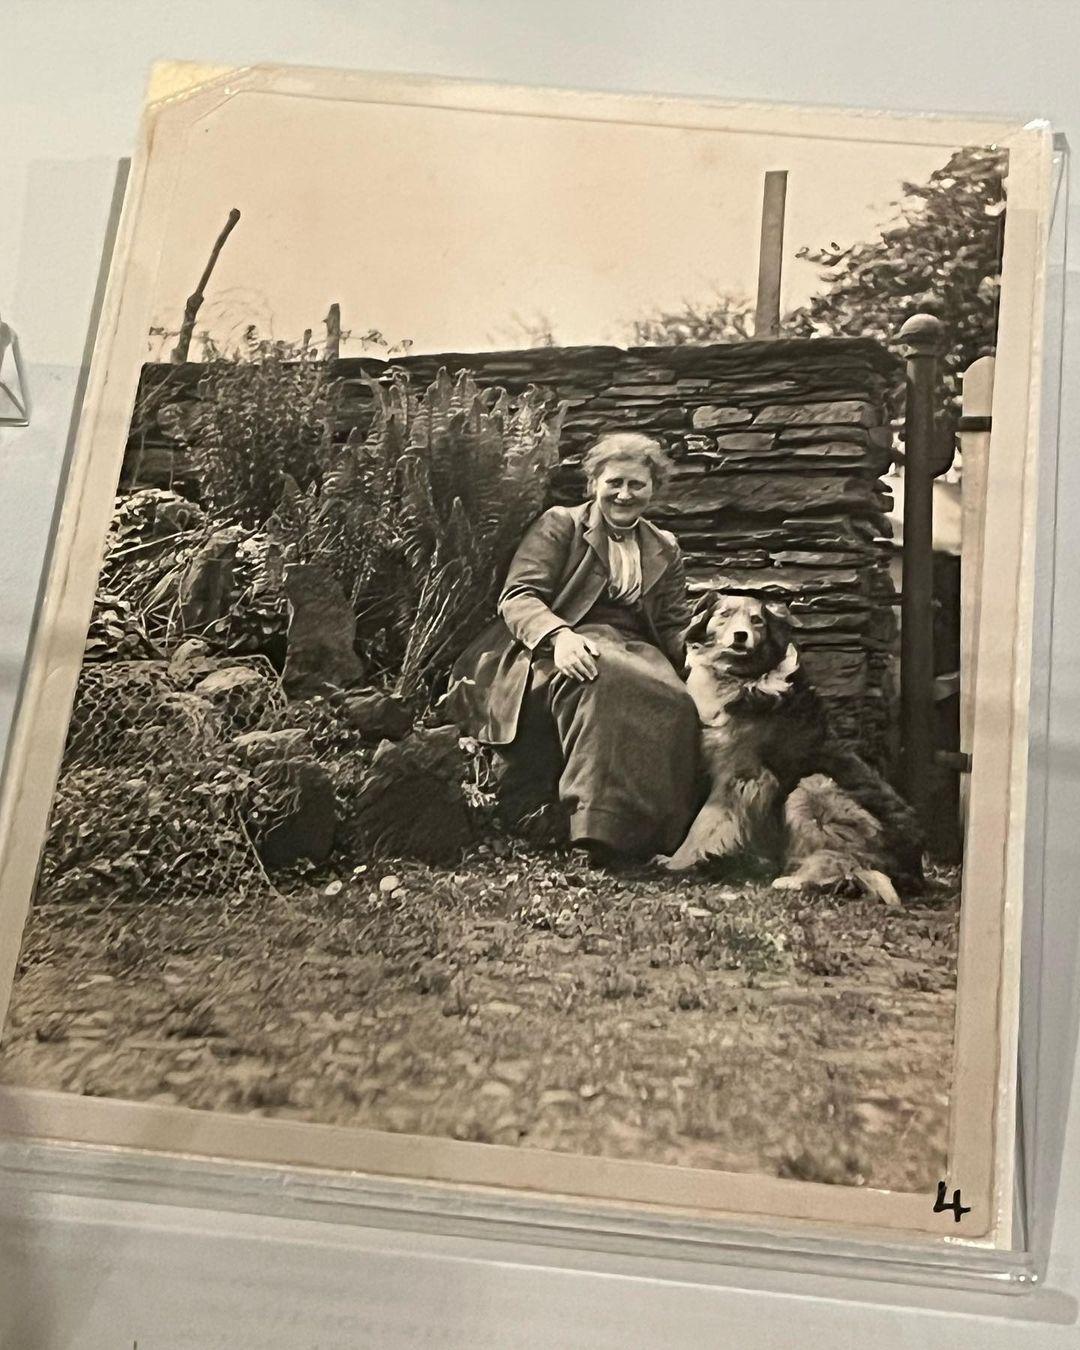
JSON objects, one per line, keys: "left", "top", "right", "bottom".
{"left": 0, "top": 65, "right": 1056, "bottom": 1244}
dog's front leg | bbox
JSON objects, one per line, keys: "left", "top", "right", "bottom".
{"left": 655, "top": 794, "right": 746, "bottom": 871}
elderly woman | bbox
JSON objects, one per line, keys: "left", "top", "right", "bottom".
{"left": 447, "top": 431, "right": 701, "bottom": 858}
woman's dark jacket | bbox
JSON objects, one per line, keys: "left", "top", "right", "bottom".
{"left": 445, "top": 500, "right": 692, "bottom": 745}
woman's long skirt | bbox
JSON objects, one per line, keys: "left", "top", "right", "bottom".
{"left": 498, "top": 620, "right": 702, "bottom": 857}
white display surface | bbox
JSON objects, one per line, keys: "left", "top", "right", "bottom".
{"left": 1, "top": 2, "right": 1079, "bottom": 1345}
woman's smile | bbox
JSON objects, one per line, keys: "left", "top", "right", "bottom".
{"left": 593, "top": 454, "right": 655, "bottom": 528}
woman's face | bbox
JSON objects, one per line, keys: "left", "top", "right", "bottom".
{"left": 592, "top": 454, "right": 655, "bottom": 529}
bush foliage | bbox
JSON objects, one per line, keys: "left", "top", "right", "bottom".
{"left": 98, "top": 351, "right": 565, "bottom": 712}
{"left": 787, "top": 145, "right": 1008, "bottom": 400}
{"left": 629, "top": 146, "right": 1006, "bottom": 404}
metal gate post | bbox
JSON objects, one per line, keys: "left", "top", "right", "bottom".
{"left": 897, "top": 313, "right": 946, "bottom": 832}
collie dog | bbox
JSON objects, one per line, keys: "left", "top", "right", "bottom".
{"left": 657, "top": 594, "right": 923, "bottom": 903}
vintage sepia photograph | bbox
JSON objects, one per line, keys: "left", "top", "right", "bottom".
{"left": 0, "top": 67, "right": 1054, "bottom": 1240}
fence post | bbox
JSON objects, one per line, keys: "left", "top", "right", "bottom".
{"left": 754, "top": 170, "right": 788, "bottom": 339}
{"left": 958, "top": 355, "right": 994, "bottom": 833}
{"left": 324, "top": 303, "right": 341, "bottom": 361}
{"left": 897, "top": 313, "right": 946, "bottom": 833}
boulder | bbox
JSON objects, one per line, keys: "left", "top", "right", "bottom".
{"left": 282, "top": 562, "right": 365, "bottom": 697}
{"left": 350, "top": 726, "right": 472, "bottom": 864}
{"left": 339, "top": 690, "right": 413, "bottom": 741}
{"left": 256, "top": 758, "right": 336, "bottom": 867}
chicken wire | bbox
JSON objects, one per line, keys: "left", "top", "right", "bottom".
{"left": 36, "top": 658, "right": 302, "bottom": 906}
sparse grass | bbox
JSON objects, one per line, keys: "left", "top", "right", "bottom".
{"left": 0, "top": 840, "right": 960, "bottom": 1191}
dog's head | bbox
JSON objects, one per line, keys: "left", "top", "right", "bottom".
{"left": 684, "top": 592, "right": 793, "bottom": 678}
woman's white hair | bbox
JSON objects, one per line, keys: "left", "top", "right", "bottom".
{"left": 582, "top": 432, "right": 674, "bottom": 489}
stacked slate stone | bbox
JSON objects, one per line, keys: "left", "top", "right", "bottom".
{"left": 126, "top": 338, "right": 901, "bottom": 764}
{"left": 335, "top": 342, "right": 899, "bottom": 762}
{"left": 534, "top": 342, "right": 901, "bottom": 763}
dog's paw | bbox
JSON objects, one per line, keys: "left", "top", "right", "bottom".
{"left": 771, "top": 873, "right": 806, "bottom": 892}
{"left": 853, "top": 868, "right": 902, "bottom": 908}
{"left": 653, "top": 852, "right": 694, "bottom": 872}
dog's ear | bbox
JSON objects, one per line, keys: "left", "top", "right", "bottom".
{"left": 763, "top": 599, "right": 793, "bottom": 646}
{"left": 683, "top": 591, "right": 718, "bottom": 645}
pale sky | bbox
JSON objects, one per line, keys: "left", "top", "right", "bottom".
{"left": 148, "top": 91, "right": 956, "bottom": 358}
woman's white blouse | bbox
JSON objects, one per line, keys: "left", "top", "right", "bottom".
{"left": 607, "top": 533, "right": 643, "bottom": 604}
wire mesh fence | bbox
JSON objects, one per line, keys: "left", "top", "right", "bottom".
{"left": 35, "top": 656, "right": 368, "bottom": 907}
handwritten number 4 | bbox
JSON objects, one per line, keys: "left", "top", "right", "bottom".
{"left": 933, "top": 1181, "right": 971, "bottom": 1222}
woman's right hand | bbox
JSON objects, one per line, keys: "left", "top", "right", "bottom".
{"left": 552, "top": 628, "right": 600, "bottom": 682}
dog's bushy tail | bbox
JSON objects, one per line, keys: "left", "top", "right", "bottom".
{"left": 813, "top": 746, "right": 925, "bottom": 890}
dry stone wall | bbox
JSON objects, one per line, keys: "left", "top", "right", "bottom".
{"left": 128, "top": 338, "right": 901, "bottom": 764}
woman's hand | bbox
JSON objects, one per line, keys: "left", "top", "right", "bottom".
{"left": 552, "top": 629, "right": 600, "bottom": 682}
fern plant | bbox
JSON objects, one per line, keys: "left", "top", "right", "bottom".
{"left": 178, "top": 337, "right": 339, "bottom": 525}
{"left": 393, "top": 370, "right": 564, "bottom": 699}
{"left": 266, "top": 366, "right": 565, "bottom": 706}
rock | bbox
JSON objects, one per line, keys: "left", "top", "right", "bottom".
{"left": 256, "top": 758, "right": 336, "bottom": 867}
{"left": 661, "top": 473, "right": 882, "bottom": 518}
{"left": 178, "top": 530, "right": 240, "bottom": 631}
{"left": 323, "top": 880, "right": 344, "bottom": 897}
{"left": 351, "top": 726, "right": 472, "bottom": 864}
{"left": 692, "top": 405, "right": 754, "bottom": 429}
{"left": 378, "top": 874, "right": 402, "bottom": 894}
{"left": 710, "top": 431, "right": 776, "bottom": 451}
{"left": 340, "top": 690, "right": 413, "bottom": 741}
{"left": 773, "top": 550, "right": 869, "bottom": 567}
{"left": 233, "top": 728, "right": 310, "bottom": 764}
{"left": 800, "top": 649, "right": 869, "bottom": 699}
{"left": 181, "top": 666, "right": 273, "bottom": 738}
{"left": 191, "top": 666, "right": 276, "bottom": 735}
{"left": 752, "top": 400, "right": 881, "bottom": 428}
{"left": 168, "top": 638, "right": 215, "bottom": 683}
{"left": 195, "top": 666, "right": 267, "bottom": 700}
{"left": 282, "top": 562, "right": 365, "bottom": 697}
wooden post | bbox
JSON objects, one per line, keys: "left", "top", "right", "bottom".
{"left": 172, "top": 209, "right": 241, "bottom": 363}
{"left": 897, "top": 313, "right": 946, "bottom": 833}
{"left": 754, "top": 171, "right": 788, "bottom": 339}
{"left": 324, "top": 304, "right": 341, "bottom": 361}
{"left": 958, "top": 355, "right": 994, "bottom": 833}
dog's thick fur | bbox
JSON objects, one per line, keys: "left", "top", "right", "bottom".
{"left": 657, "top": 594, "right": 923, "bottom": 902}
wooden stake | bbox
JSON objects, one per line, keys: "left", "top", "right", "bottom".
{"left": 325, "top": 304, "right": 341, "bottom": 361}
{"left": 754, "top": 171, "right": 788, "bottom": 339}
{"left": 171, "top": 209, "right": 241, "bottom": 363}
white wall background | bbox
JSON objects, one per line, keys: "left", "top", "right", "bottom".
{"left": 3, "top": 2, "right": 1080, "bottom": 1345}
